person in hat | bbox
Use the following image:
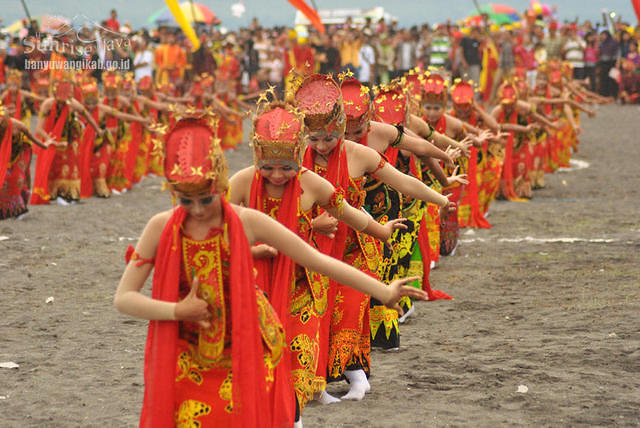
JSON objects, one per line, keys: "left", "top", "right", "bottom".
{"left": 114, "top": 112, "right": 427, "bottom": 428}
{"left": 544, "top": 20, "right": 565, "bottom": 60}
{"left": 293, "top": 73, "right": 452, "bottom": 401}
{"left": 448, "top": 78, "right": 500, "bottom": 229}
{"left": 1, "top": 69, "right": 44, "bottom": 126}
{"left": 341, "top": 75, "right": 463, "bottom": 326}
{"left": 101, "top": 70, "right": 140, "bottom": 194}
{"left": 0, "top": 106, "right": 59, "bottom": 219}
{"left": 77, "top": 77, "right": 151, "bottom": 198}
{"left": 31, "top": 73, "right": 104, "bottom": 205}
{"left": 490, "top": 82, "right": 540, "bottom": 201}
{"left": 229, "top": 98, "right": 407, "bottom": 421}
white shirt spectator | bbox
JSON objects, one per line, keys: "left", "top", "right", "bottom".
{"left": 134, "top": 49, "right": 153, "bottom": 81}
{"left": 564, "top": 38, "right": 586, "bottom": 69}
{"left": 358, "top": 44, "right": 376, "bottom": 84}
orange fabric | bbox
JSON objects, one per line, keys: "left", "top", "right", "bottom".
{"left": 30, "top": 103, "right": 69, "bottom": 205}
{"left": 287, "top": 0, "right": 325, "bottom": 34}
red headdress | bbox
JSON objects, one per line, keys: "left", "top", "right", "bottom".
{"left": 138, "top": 76, "right": 154, "bottom": 92}
{"left": 103, "top": 70, "right": 122, "bottom": 91}
{"left": 422, "top": 71, "right": 448, "bottom": 105}
{"left": 52, "top": 71, "right": 74, "bottom": 101}
{"left": 6, "top": 69, "right": 21, "bottom": 85}
{"left": 340, "top": 77, "right": 372, "bottom": 132}
{"left": 163, "top": 114, "right": 228, "bottom": 194}
{"left": 450, "top": 79, "right": 475, "bottom": 105}
{"left": 80, "top": 77, "right": 100, "bottom": 100}
{"left": 121, "top": 72, "right": 136, "bottom": 94}
{"left": 294, "top": 73, "right": 346, "bottom": 138}
{"left": 560, "top": 61, "right": 573, "bottom": 78}
{"left": 404, "top": 68, "right": 425, "bottom": 102}
{"left": 252, "top": 99, "right": 306, "bottom": 169}
{"left": 498, "top": 82, "right": 518, "bottom": 104}
{"left": 372, "top": 84, "right": 409, "bottom": 126}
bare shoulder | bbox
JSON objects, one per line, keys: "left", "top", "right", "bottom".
{"left": 230, "top": 165, "right": 256, "bottom": 185}
{"left": 146, "top": 210, "right": 173, "bottom": 233}
{"left": 40, "top": 97, "right": 55, "bottom": 111}
{"left": 228, "top": 166, "right": 255, "bottom": 204}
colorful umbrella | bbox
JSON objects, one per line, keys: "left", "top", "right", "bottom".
{"left": 150, "top": 2, "right": 220, "bottom": 25}
{"left": 465, "top": 3, "right": 521, "bottom": 26}
{"left": 2, "top": 15, "right": 70, "bottom": 35}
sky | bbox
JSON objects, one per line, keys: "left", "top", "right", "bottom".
{"left": 1, "top": 0, "right": 637, "bottom": 31}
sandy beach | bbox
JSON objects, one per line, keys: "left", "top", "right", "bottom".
{"left": 1, "top": 104, "right": 639, "bottom": 427}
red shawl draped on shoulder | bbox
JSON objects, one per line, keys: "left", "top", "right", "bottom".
{"left": 249, "top": 170, "right": 297, "bottom": 426}
{"left": 140, "top": 199, "right": 283, "bottom": 428}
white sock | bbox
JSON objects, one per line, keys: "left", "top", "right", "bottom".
{"left": 341, "top": 369, "right": 370, "bottom": 401}
{"left": 293, "top": 418, "right": 303, "bottom": 428}
{"left": 111, "top": 189, "right": 121, "bottom": 195}
{"left": 314, "top": 390, "right": 341, "bottom": 404}
{"left": 55, "top": 197, "right": 70, "bottom": 206}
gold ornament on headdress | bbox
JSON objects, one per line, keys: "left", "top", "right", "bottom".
{"left": 294, "top": 74, "right": 346, "bottom": 137}
{"left": 252, "top": 89, "right": 307, "bottom": 169}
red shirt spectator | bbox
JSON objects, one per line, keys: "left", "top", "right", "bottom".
{"left": 105, "top": 9, "right": 120, "bottom": 32}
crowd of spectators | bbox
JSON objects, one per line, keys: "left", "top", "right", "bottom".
{"left": 1, "top": 9, "right": 639, "bottom": 103}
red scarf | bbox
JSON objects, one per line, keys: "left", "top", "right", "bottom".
{"left": 103, "top": 97, "right": 119, "bottom": 129}
{"left": 79, "top": 107, "right": 99, "bottom": 198}
{"left": 248, "top": 171, "right": 297, "bottom": 426}
{"left": 498, "top": 107, "right": 521, "bottom": 201}
{"left": 4, "top": 91, "right": 21, "bottom": 120}
{"left": 140, "top": 200, "right": 277, "bottom": 428}
{"left": 302, "top": 139, "right": 350, "bottom": 255}
{"left": 449, "top": 109, "right": 491, "bottom": 229}
{"left": 0, "top": 119, "right": 14, "bottom": 190}
{"left": 125, "top": 99, "right": 143, "bottom": 183}
{"left": 30, "top": 103, "right": 69, "bottom": 205}
{"left": 416, "top": 215, "right": 452, "bottom": 300}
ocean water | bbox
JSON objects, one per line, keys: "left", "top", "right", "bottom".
{"left": 1, "top": 0, "right": 636, "bottom": 32}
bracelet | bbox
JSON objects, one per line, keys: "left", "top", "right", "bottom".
{"left": 425, "top": 124, "right": 435, "bottom": 140}
{"left": 391, "top": 125, "right": 404, "bottom": 148}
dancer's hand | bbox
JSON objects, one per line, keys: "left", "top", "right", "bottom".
{"left": 175, "top": 276, "right": 211, "bottom": 329}
{"left": 445, "top": 146, "right": 462, "bottom": 165}
{"left": 439, "top": 194, "right": 456, "bottom": 218}
{"left": 311, "top": 211, "right": 338, "bottom": 239}
{"left": 385, "top": 276, "right": 427, "bottom": 315}
{"left": 381, "top": 218, "right": 408, "bottom": 243}
{"left": 446, "top": 166, "right": 469, "bottom": 186}
{"left": 252, "top": 243, "right": 278, "bottom": 259}
{"left": 458, "top": 136, "right": 473, "bottom": 157}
